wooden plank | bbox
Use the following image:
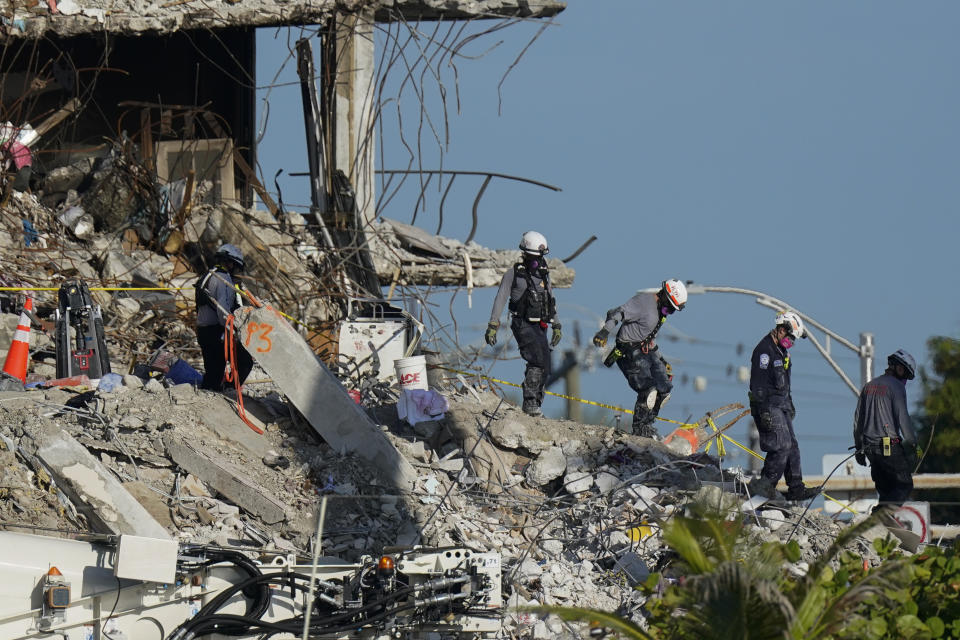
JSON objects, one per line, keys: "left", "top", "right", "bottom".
{"left": 30, "top": 97, "right": 80, "bottom": 141}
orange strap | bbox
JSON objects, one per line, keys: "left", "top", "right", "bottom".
{"left": 224, "top": 314, "right": 263, "bottom": 435}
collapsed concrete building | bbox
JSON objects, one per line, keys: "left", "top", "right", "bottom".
{"left": 0, "top": 1, "right": 934, "bottom": 638}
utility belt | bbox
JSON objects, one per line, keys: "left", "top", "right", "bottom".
{"left": 864, "top": 436, "right": 902, "bottom": 457}
{"left": 511, "top": 312, "right": 549, "bottom": 329}
{"left": 604, "top": 340, "right": 657, "bottom": 367}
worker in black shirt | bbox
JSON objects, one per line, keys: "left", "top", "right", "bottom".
{"left": 486, "top": 231, "right": 561, "bottom": 416}
{"left": 853, "top": 349, "right": 919, "bottom": 510}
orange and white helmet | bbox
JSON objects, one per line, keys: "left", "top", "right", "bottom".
{"left": 661, "top": 279, "right": 687, "bottom": 311}
{"left": 775, "top": 311, "right": 805, "bottom": 339}
{"left": 520, "top": 231, "right": 549, "bottom": 256}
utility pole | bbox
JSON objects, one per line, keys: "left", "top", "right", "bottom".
{"left": 564, "top": 351, "right": 582, "bottom": 423}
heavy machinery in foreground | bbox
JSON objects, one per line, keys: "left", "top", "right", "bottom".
{"left": 0, "top": 531, "right": 502, "bottom": 639}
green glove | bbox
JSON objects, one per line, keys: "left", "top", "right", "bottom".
{"left": 550, "top": 323, "right": 562, "bottom": 347}
{"left": 485, "top": 321, "right": 499, "bottom": 346}
{"left": 593, "top": 328, "right": 609, "bottom": 348}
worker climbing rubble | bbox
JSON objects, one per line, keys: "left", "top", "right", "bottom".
{"left": 747, "top": 311, "right": 820, "bottom": 501}
{"left": 195, "top": 243, "right": 253, "bottom": 391}
{"left": 853, "top": 348, "right": 920, "bottom": 511}
{"left": 485, "top": 231, "right": 562, "bottom": 416}
{"left": 592, "top": 279, "right": 686, "bottom": 438}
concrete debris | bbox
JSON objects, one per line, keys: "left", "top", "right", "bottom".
{"left": 0, "top": 357, "right": 894, "bottom": 637}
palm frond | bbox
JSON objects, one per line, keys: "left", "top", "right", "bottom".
{"left": 663, "top": 517, "right": 715, "bottom": 574}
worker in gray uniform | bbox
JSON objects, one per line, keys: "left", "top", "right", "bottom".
{"left": 485, "top": 231, "right": 561, "bottom": 416}
{"left": 592, "top": 279, "right": 687, "bottom": 437}
{"left": 853, "top": 349, "right": 920, "bottom": 510}
{"left": 195, "top": 243, "right": 253, "bottom": 391}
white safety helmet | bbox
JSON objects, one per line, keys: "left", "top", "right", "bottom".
{"left": 888, "top": 349, "right": 916, "bottom": 380}
{"left": 661, "top": 279, "right": 687, "bottom": 311}
{"left": 519, "top": 231, "right": 549, "bottom": 256}
{"left": 775, "top": 311, "right": 805, "bottom": 339}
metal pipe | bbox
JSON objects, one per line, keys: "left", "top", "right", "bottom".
{"left": 859, "top": 332, "right": 874, "bottom": 387}
{"left": 804, "top": 330, "right": 858, "bottom": 395}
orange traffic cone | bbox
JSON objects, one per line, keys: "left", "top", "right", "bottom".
{"left": 663, "top": 427, "right": 702, "bottom": 456}
{"left": 2, "top": 297, "right": 33, "bottom": 383}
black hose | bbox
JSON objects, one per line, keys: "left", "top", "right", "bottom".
{"left": 787, "top": 451, "right": 858, "bottom": 542}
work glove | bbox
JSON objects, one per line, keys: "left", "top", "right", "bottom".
{"left": 550, "top": 323, "right": 562, "bottom": 347}
{"left": 855, "top": 451, "right": 867, "bottom": 467}
{"left": 484, "top": 321, "right": 499, "bottom": 346}
{"left": 593, "top": 328, "right": 609, "bottom": 348}
{"left": 787, "top": 397, "right": 796, "bottom": 420}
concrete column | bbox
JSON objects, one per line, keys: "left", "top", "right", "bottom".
{"left": 233, "top": 305, "right": 418, "bottom": 492}
{"left": 334, "top": 10, "right": 377, "bottom": 227}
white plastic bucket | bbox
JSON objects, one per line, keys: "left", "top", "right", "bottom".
{"left": 395, "top": 355, "right": 428, "bottom": 391}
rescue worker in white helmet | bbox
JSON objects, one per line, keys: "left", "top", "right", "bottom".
{"left": 853, "top": 349, "right": 920, "bottom": 511}
{"left": 195, "top": 243, "right": 253, "bottom": 391}
{"left": 747, "top": 311, "right": 819, "bottom": 501}
{"left": 592, "top": 279, "right": 687, "bottom": 437}
{"left": 485, "top": 231, "right": 561, "bottom": 416}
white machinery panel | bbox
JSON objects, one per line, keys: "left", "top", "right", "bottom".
{"left": 114, "top": 535, "right": 178, "bottom": 584}
{"left": 338, "top": 320, "right": 408, "bottom": 383}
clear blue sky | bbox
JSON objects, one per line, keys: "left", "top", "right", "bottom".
{"left": 256, "top": 2, "right": 960, "bottom": 476}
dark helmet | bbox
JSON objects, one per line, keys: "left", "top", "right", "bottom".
{"left": 888, "top": 349, "right": 916, "bottom": 380}
{"left": 215, "top": 243, "right": 244, "bottom": 270}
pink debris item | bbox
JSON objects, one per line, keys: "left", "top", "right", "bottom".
{"left": 1, "top": 140, "right": 31, "bottom": 169}
{"left": 397, "top": 388, "right": 448, "bottom": 426}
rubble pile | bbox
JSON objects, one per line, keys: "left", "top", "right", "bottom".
{"left": 0, "top": 364, "right": 887, "bottom": 637}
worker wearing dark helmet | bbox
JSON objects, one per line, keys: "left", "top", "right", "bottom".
{"left": 853, "top": 349, "right": 920, "bottom": 510}
{"left": 195, "top": 243, "right": 253, "bottom": 391}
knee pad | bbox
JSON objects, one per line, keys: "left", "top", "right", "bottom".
{"left": 657, "top": 392, "right": 671, "bottom": 409}
{"left": 643, "top": 388, "right": 657, "bottom": 410}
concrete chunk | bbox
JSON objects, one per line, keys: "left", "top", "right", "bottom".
{"left": 164, "top": 436, "right": 287, "bottom": 524}
{"left": 36, "top": 430, "right": 169, "bottom": 539}
{"left": 233, "top": 305, "right": 417, "bottom": 491}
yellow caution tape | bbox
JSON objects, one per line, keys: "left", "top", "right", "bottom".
{"left": 433, "top": 365, "right": 699, "bottom": 427}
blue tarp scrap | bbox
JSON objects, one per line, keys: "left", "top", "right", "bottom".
{"left": 22, "top": 219, "right": 38, "bottom": 247}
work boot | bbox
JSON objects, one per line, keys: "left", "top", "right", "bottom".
{"left": 783, "top": 485, "right": 820, "bottom": 501}
{"left": 747, "top": 476, "right": 779, "bottom": 500}
{"left": 632, "top": 390, "right": 660, "bottom": 438}
{"left": 521, "top": 366, "right": 544, "bottom": 416}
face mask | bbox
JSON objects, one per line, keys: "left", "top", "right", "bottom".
{"left": 779, "top": 336, "right": 794, "bottom": 350}
{"left": 660, "top": 306, "right": 674, "bottom": 316}
{"left": 528, "top": 259, "right": 540, "bottom": 270}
